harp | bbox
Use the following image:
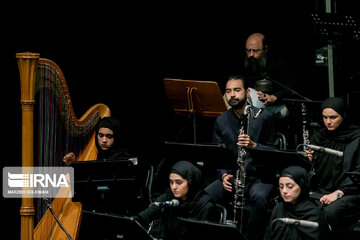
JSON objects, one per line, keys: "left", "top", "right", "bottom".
{"left": 17, "top": 52, "right": 111, "bottom": 240}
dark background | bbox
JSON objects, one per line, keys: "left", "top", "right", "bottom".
{"left": 3, "top": 1, "right": 360, "bottom": 237}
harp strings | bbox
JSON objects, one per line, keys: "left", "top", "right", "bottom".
{"left": 35, "top": 62, "right": 66, "bottom": 223}
{"left": 34, "top": 61, "right": 97, "bottom": 224}
{"left": 36, "top": 61, "right": 98, "bottom": 167}
{"left": 37, "top": 62, "right": 67, "bottom": 168}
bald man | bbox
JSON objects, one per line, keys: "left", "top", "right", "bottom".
{"left": 243, "top": 32, "right": 295, "bottom": 106}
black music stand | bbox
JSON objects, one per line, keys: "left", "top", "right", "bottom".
{"left": 79, "top": 210, "right": 154, "bottom": 240}
{"left": 163, "top": 141, "right": 237, "bottom": 169}
{"left": 311, "top": 13, "right": 360, "bottom": 42}
{"left": 248, "top": 148, "right": 312, "bottom": 183}
{"left": 70, "top": 158, "right": 151, "bottom": 215}
{"left": 179, "top": 217, "right": 247, "bottom": 240}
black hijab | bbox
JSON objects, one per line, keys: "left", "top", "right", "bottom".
{"left": 265, "top": 166, "right": 321, "bottom": 240}
{"left": 169, "top": 161, "right": 214, "bottom": 216}
{"left": 95, "top": 117, "right": 129, "bottom": 160}
{"left": 280, "top": 166, "right": 310, "bottom": 205}
{"left": 310, "top": 97, "right": 360, "bottom": 193}
{"left": 170, "top": 161, "right": 202, "bottom": 201}
{"left": 314, "top": 97, "right": 360, "bottom": 142}
{"left": 321, "top": 97, "right": 346, "bottom": 117}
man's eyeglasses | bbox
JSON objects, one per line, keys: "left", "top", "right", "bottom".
{"left": 245, "top": 48, "right": 263, "bottom": 53}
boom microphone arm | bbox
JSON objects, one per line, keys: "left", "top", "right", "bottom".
{"left": 262, "top": 73, "right": 311, "bottom": 101}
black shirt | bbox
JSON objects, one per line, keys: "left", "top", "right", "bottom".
{"left": 213, "top": 106, "right": 278, "bottom": 176}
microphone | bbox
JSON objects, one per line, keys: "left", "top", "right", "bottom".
{"left": 152, "top": 199, "right": 179, "bottom": 207}
{"left": 305, "top": 144, "right": 344, "bottom": 157}
{"left": 274, "top": 218, "right": 319, "bottom": 228}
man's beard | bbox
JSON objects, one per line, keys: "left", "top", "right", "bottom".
{"left": 244, "top": 54, "right": 267, "bottom": 75}
{"left": 228, "top": 96, "right": 247, "bottom": 109}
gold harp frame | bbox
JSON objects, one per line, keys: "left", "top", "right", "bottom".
{"left": 17, "top": 52, "right": 110, "bottom": 240}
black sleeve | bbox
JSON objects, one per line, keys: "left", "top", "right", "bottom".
{"left": 135, "top": 193, "right": 167, "bottom": 227}
{"left": 197, "top": 202, "right": 220, "bottom": 222}
{"left": 339, "top": 139, "right": 360, "bottom": 195}
{"left": 263, "top": 203, "right": 282, "bottom": 240}
{"left": 257, "top": 110, "right": 279, "bottom": 149}
{"left": 212, "top": 117, "right": 224, "bottom": 144}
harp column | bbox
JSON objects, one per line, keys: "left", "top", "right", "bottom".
{"left": 17, "top": 52, "right": 40, "bottom": 240}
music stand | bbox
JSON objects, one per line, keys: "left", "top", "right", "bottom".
{"left": 248, "top": 148, "right": 312, "bottom": 182}
{"left": 70, "top": 159, "right": 151, "bottom": 215}
{"left": 79, "top": 210, "right": 154, "bottom": 240}
{"left": 163, "top": 141, "right": 237, "bottom": 169}
{"left": 179, "top": 217, "right": 247, "bottom": 240}
{"left": 163, "top": 78, "right": 227, "bottom": 143}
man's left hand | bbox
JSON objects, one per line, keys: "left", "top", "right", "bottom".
{"left": 258, "top": 91, "right": 277, "bottom": 105}
{"left": 237, "top": 134, "right": 257, "bottom": 148}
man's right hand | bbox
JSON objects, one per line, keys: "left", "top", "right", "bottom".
{"left": 63, "top": 152, "right": 76, "bottom": 165}
{"left": 222, "top": 174, "right": 234, "bottom": 192}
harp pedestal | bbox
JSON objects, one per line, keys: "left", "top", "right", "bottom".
{"left": 17, "top": 52, "right": 39, "bottom": 240}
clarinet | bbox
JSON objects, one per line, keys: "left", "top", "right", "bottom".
{"left": 233, "top": 116, "right": 247, "bottom": 229}
{"left": 301, "top": 103, "right": 310, "bottom": 151}
{"left": 301, "top": 103, "right": 316, "bottom": 179}
{"left": 233, "top": 105, "right": 263, "bottom": 231}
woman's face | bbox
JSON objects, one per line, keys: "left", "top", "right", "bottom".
{"left": 322, "top": 108, "right": 344, "bottom": 131}
{"left": 97, "top": 127, "right": 114, "bottom": 150}
{"left": 279, "top": 177, "right": 301, "bottom": 204}
{"left": 169, "top": 173, "right": 189, "bottom": 201}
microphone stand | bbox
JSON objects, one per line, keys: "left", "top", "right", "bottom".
{"left": 262, "top": 73, "right": 312, "bottom": 101}
{"left": 262, "top": 73, "right": 317, "bottom": 151}
{"left": 42, "top": 198, "right": 73, "bottom": 240}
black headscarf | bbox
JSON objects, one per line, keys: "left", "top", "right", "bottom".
{"left": 280, "top": 166, "right": 310, "bottom": 204}
{"left": 317, "top": 97, "right": 360, "bottom": 141}
{"left": 310, "top": 97, "right": 360, "bottom": 193}
{"left": 95, "top": 117, "right": 129, "bottom": 160}
{"left": 321, "top": 97, "right": 346, "bottom": 118}
{"left": 170, "top": 161, "right": 202, "bottom": 201}
{"left": 264, "top": 166, "right": 321, "bottom": 240}
{"left": 169, "top": 161, "right": 215, "bottom": 218}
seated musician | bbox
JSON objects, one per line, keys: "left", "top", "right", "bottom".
{"left": 205, "top": 76, "right": 278, "bottom": 240}
{"left": 133, "top": 160, "right": 218, "bottom": 240}
{"left": 264, "top": 166, "right": 325, "bottom": 240}
{"left": 63, "top": 117, "right": 130, "bottom": 164}
{"left": 306, "top": 97, "right": 360, "bottom": 238}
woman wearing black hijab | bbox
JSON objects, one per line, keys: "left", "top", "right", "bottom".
{"left": 307, "top": 97, "right": 360, "bottom": 237}
{"left": 94, "top": 117, "right": 129, "bottom": 160}
{"left": 63, "top": 117, "right": 129, "bottom": 164}
{"left": 264, "top": 166, "right": 322, "bottom": 240}
{"left": 134, "top": 161, "right": 218, "bottom": 240}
